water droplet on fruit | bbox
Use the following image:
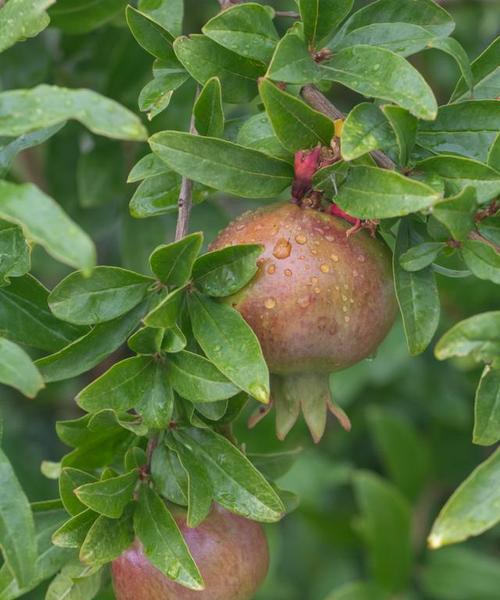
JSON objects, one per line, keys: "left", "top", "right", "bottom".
{"left": 342, "top": 294, "right": 347, "bottom": 301}
{"left": 267, "top": 264, "right": 276, "bottom": 274}
{"left": 353, "top": 269, "right": 359, "bottom": 277}
{"left": 320, "top": 263, "right": 330, "bottom": 273}
{"left": 331, "top": 254, "right": 339, "bottom": 262}
{"left": 342, "top": 305, "right": 348, "bottom": 313}
{"left": 264, "top": 297, "right": 276, "bottom": 309}
{"left": 236, "top": 223, "right": 245, "bottom": 231}
{"left": 297, "top": 296, "right": 310, "bottom": 308}
{"left": 299, "top": 255, "right": 305, "bottom": 260}
{"left": 314, "top": 287, "right": 321, "bottom": 294}
{"left": 310, "top": 276, "right": 319, "bottom": 285}
{"left": 295, "top": 233, "right": 307, "bottom": 244}
{"left": 284, "top": 268, "right": 292, "bottom": 277}
{"left": 325, "top": 234, "right": 334, "bottom": 242}
{"left": 273, "top": 238, "right": 292, "bottom": 259}
{"left": 357, "top": 255, "right": 366, "bottom": 263}
{"left": 344, "top": 316, "right": 350, "bottom": 323}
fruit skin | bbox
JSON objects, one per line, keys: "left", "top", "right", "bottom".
{"left": 210, "top": 202, "right": 397, "bottom": 375}
{"left": 112, "top": 505, "right": 269, "bottom": 600}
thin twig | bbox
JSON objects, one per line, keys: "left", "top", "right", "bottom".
{"left": 468, "top": 230, "right": 500, "bottom": 253}
{"left": 301, "top": 85, "right": 397, "bottom": 170}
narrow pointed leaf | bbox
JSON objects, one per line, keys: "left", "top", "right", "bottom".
{"left": 266, "top": 30, "right": 321, "bottom": 85}
{"left": 428, "top": 448, "right": 500, "bottom": 548}
{"left": 150, "top": 131, "right": 293, "bottom": 198}
{"left": 52, "top": 510, "right": 99, "bottom": 549}
{"left": 49, "top": 267, "right": 153, "bottom": 325}
{"left": 399, "top": 242, "right": 445, "bottom": 272}
{"left": 432, "top": 187, "right": 477, "bottom": 241}
{"left": 381, "top": 105, "right": 417, "bottom": 166}
{"left": 451, "top": 36, "right": 499, "bottom": 102}
{"left": 126, "top": 5, "right": 175, "bottom": 61}
{"left": 259, "top": 79, "right": 334, "bottom": 152}
{"left": 202, "top": 3, "right": 278, "bottom": 63}
{"left": 134, "top": 486, "right": 203, "bottom": 590}
{"left": 0, "top": 337, "right": 44, "bottom": 398}
{"left": 341, "top": 103, "right": 397, "bottom": 161}
{"left": 0, "top": 85, "right": 147, "bottom": 141}
{"left": 393, "top": 221, "right": 440, "bottom": 355}
{"left": 139, "top": 0, "right": 183, "bottom": 36}
{"left": 150, "top": 232, "right": 203, "bottom": 286}
{"left": 473, "top": 366, "right": 500, "bottom": 446}
{"left": 299, "top": 0, "right": 353, "bottom": 47}
{"left": 143, "top": 286, "right": 186, "bottom": 329}
{"left": 187, "top": 292, "right": 270, "bottom": 403}
{"left": 461, "top": 240, "right": 500, "bottom": 284}
{"left": 49, "top": 0, "right": 125, "bottom": 34}
{"left": 80, "top": 511, "right": 134, "bottom": 566}
{"left": 0, "top": 181, "right": 95, "bottom": 272}
{"left": 194, "top": 78, "right": 224, "bottom": 138}
{"left": 75, "top": 471, "right": 138, "bottom": 519}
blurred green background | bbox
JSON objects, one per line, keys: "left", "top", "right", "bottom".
{"left": 0, "top": 1, "right": 499, "bottom": 598}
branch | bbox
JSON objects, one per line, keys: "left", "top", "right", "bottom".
{"left": 300, "top": 85, "right": 397, "bottom": 170}
{"left": 468, "top": 230, "right": 500, "bottom": 253}
{"left": 275, "top": 11, "right": 300, "bottom": 18}
{"left": 174, "top": 93, "right": 198, "bottom": 241}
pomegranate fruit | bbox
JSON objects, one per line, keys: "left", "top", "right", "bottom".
{"left": 112, "top": 505, "right": 269, "bottom": 600}
{"left": 210, "top": 202, "right": 397, "bottom": 441}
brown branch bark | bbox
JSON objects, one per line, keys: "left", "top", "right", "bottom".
{"left": 301, "top": 85, "right": 397, "bottom": 170}
{"left": 468, "top": 230, "right": 500, "bottom": 253}
{"left": 275, "top": 11, "right": 300, "bottom": 18}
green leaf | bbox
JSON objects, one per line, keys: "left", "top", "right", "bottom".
{"left": 150, "top": 232, "right": 203, "bottom": 286}
{"left": 170, "top": 440, "right": 213, "bottom": 528}
{"left": 126, "top": 5, "right": 175, "bottom": 61}
{"left": 321, "top": 45, "right": 437, "bottom": 120}
{"left": 77, "top": 140, "right": 125, "bottom": 209}
{"left": 139, "top": 72, "right": 189, "bottom": 121}
{"left": 151, "top": 444, "right": 188, "bottom": 506}
{"left": 266, "top": 30, "right": 320, "bottom": 85}
{"left": 0, "top": 447, "right": 37, "bottom": 588}
{"left": 428, "top": 37, "right": 473, "bottom": 94}
{"left": 248, "top": 448, "right": 302, "bottom": 481}
{"left": 489, "top": 133, "right": 500, "bottom": 169}
{"left": 367, "top": 407, "right": 429, "bottom": 501}
{"left": 451, "top": 36, "right": 500, "bottom": 102}
{"left": 36, "top": 301, "right": 147, "bottom": 382}
{"left": 236, "top": 113, "right": 291, "bottom": 161}
{"left": 0, "top": 275, "right": 85, "bottom": 352}
{"left": 417, "top": 155, "right": 500, "bottom": 205}
{"left": 175, "top": 427, "right": 284, "bottom": 522}
{"left": 416, "top": 101, "right": 500, "bottom": 163}
{"left": 461, "top": 239, "right": 500, "bottom": 284}
{"left": 162, "top": 325, "right": 187, "bottom": 353}
{"left": 52, "top": 510, "right": 99, "bottom": 549}
{"left": 353, "top": 471, "right": 413, "bottom": 592}
{"left": 80, "top": 510, "right": 134, "bottom": 566}
{"left": 45, "top": 561, "right": 104, "bottom": 600}
{"left": 143, "top": 286, "right": 185, "bottom": 329}
{"left": 194, "top": 78, "right": 224, "bottom": 138}
{"left": 129, "top": 172, "right": 181, "bottom": 218}
{"left": 59, "top": 468, "right": 98, "bottom": 517}
{"left": 75, "top": 471, "right": 138, "bottom": 519}
{"left": 0, "top": 181, "right": 96, "bottom": 272}
{"left": 124, "top": 447, "right": 147, "bottom": 472}
{"left": 128, "top": 327, "right": 163, "bottom": 354}
{"left": 333, "top": 0, "right": 454, "bottom": 41}
{"left": 187, "top": 292, "right": 270, "bottom": 403}
{"left": 299, "top": 0, "right": 353, "bottom": 47}
{"left": 137, "top": 362, "right": 174, "bottom": 430}
{"left": 399, "top": 242, "right": 445, "bottom": 272}
{"left": 0, "top": 0, "right": 54, "bottom": 54}
{"left": 49, "top": 267, "right": 152, "bottom": 326}
{"left": 0, "top": 85, "right": 147, "bottom": 141}
{"left": 341, "top": 103, "right": 397, "bottom": 161}
{"left": 192, "top": 244, "right": 262, "bottom": 297}
{"left": 432, "top": 187, "right": 477, "bottom": 241}
{"left": 393, "top": 220, "right": 440, "bottom": 355}
{"left": 0, "top": 221, "right": 30, "bottom": 283}
{"left": 381, "top": 105, "right": 417, "bottom": 167}
{"left": 139, "top": 0, "right": 183, "bottom": 36}
{"left": 0, "top": 337, "right": 44, "bottom": 397}
{"left": 166, "top": 351, "right": 239, "bottom": 403}
{"left": 0, "top": 509, "right": 72, "bottom": 600}
{"left": 134, "top": 485, "right": 203, "bottom": 590}
{"left": 332, "top": 22, "right": 435, "bottom": 57}
{"left": 127, "top": 153, "right": 169, "bottom": 183}
{"left": 435, "top": 311, "right": 500, "bottom": 363}
{"left": 421, "top": 546, "right": 500, "bottom": 600}
{"left": 428, "top": 448, "right": 500, "bottom": 548}
{"left": 49, "top": 0, "right": 125, "bottom": 34}
{"left": 259, "top": 79, "right": 334, "bottom": 152}
{"left": 335, "top": 166, "right": 441, "bottom": 219}
{"left": 0, "top": 123, "right": 64, "bottom": 178}
{"left": 174, "top": 35, "right": 264, "bottom": 104}
{"left": 202, "top": 3, "right": 278, "bottom": 64}
{"left": 149, "top": 131, "right": 293, "bottom": 198}
{"left": 473, "top": 366, "right": 500, "bottom": 446}
{"left": 76, "top": 356, "right": 171, "bottom": 427}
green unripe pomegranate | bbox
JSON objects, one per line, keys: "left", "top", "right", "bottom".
{"left": 210, "top": 202, "right": 397, "bottom": 441}
{"left": 112, "top": 506, "right": 269, "bottom": 600}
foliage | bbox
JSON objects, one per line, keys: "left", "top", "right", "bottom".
{"left": 0, "top": 0, "right": 498, "bottom": 599}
